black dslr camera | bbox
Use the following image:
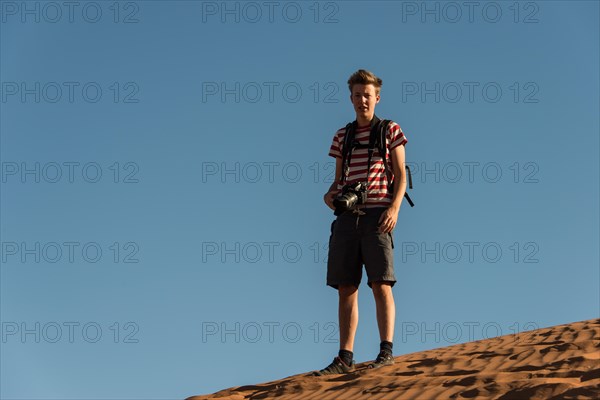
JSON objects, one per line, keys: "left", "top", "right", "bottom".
{"left": 333, "top": 181, "right": 368, "bottom": 216}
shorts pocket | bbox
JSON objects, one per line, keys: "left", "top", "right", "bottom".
{"left": 388, "top": 232, "right": 394, "bottom": 249}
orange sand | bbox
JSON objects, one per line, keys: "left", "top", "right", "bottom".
{"left": 187, "top": 318, "right": 599, "bottom": 400}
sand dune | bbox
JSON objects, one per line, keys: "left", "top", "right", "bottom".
{"left": 187, "top": 318, "right": 600, "bottom": 400}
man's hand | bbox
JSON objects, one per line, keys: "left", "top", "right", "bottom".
{"left": 378, "top": 206, "right": 399, "bottom": 233}
{"left": 324, "top": 191, "right": 337, "bottom": 210}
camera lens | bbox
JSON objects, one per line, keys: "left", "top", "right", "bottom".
{"left": 333, "top": 192, "right": 358, "bottom": 212}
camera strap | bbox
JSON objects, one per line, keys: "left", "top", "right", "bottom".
{"left": 341, "top": 115, "right": 382, "bottom": 186}
{"left": 340, "top": 115, "right": 415, "bottom": 208}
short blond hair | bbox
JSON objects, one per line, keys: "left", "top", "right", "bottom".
{"left": 347, "top": 69, "right": 383, "bottom": 95}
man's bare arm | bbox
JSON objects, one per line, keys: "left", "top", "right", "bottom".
{"left": 378, "top": 144, "right": 407, "bottom": 233}
{"left": 389, "top": 145, "right": 407, "bottom": 212}
{"left": 324, "top": 157, "right": 343, "bottom": 210}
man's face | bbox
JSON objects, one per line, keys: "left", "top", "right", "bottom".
{"left": 350, "top": 84, "right": 380, "bottom": 120}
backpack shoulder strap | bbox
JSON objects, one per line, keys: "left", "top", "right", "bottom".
{"left": 340, "top": 121, "right": 356, "bottom": 184}
{"left": 377, "top": 119, "right": 393, "bottom": 184}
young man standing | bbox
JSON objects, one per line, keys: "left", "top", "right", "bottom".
{"left": 314, "top": 69, "right": 409, "bottom": 375}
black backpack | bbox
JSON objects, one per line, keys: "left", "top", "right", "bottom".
{"left": 340, "top": 115, "right": 415, "bottom": 207}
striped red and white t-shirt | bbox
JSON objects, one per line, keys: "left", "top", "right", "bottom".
{"left": 328, "top": 121, "right": 408, "bottom": 208}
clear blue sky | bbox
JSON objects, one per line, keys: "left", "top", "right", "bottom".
{"left": 1, "top": 1, "right": 598, "bottom": 399}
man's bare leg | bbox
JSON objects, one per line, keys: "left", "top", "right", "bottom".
{"left": 372, "top": 281, "right": 395, "bottom": 343}
{"left": 367, "top": 281, "right": 396, "bottom": 368}
{"left": 313, "top": 284, "right": 359, "bottom": 375}
{"left": 338, "top": 284, "right": 359, "bottom": 351}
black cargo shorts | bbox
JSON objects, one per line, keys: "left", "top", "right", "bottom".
{"left": 326, "top": 207, "right": 396, "bottom": 290}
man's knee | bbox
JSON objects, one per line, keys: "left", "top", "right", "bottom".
{"left": 338, "top": 284, "right": 358, "bottom": 297}
{"left": 371, "top": 281, "right": 393, "bottom": 295}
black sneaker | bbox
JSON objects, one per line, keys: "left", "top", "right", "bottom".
{"left": 313, "top": 356, "right": 355, "bottom": 376}
{"left": 367, "top": 351, "right": 395, "bottom": 369}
